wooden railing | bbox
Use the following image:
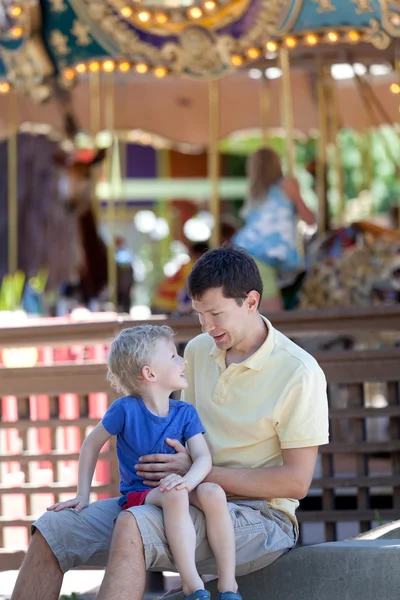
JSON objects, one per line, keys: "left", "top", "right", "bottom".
{"left": 1, "top": 305, "right": 400, "bottom": 569}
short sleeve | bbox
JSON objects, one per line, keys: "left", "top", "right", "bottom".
{"left": 274, "top": 370, "right": 329, "bottom": 449}
{"left": 102, "top": 399, "right": 126, "bottom": 435}
{"left": 182, "top": 404, "right": 205, "bottom": 442}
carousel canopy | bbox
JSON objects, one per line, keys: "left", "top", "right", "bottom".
{"left": 0, "top": 0, "right": 400, "bottom": 93}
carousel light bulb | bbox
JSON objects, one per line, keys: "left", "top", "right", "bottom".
{"left": 63, "top": 68, "right": 75, "bottom": 80}
{"left": 8, "top": 5, "right": 22, "bottom": 17}
{"left": 120, "top": 6, "right": 133, "bottom": 18}
{"left": 119, "top": 61, "right": 131, "bottom": 72}
{"left": 89, "top": 61, "right": 100, "bottom": 72}
{"left": 155, "top": 12, "right": 168, "bottom": 23}
{"left": 0, "top": 82, "right": 10, "bottom": 94}
{"left": 285, "top": 36, "right": 297, "bottom": 48}
{"left": 390, "top": 83, "right": 400, "bottom": 94}
{"left": 75, "top": 63, "right": 87, "bottom": 73}
{"left": 138, "top": 10, "right": 151, "bottom": 22}
{"left": 135, "top": 63, "right": 149, "bottom": 74}
{"left": 204, "top": 0, "right": 217, "bottom": 11}
{"left": 327, "top": 31, "right": 338, "bottom": 43}
{"left": 265, "top": 41, "right": 278, "bottom": 52}
{"left": 154, "top": 66, "right": 167, "bottom": 78}
{"left": 348, "top": 30, "right": 360, "bottom": 42}
{"left": 103, "top": 60, "right": 115, "bottom": 72}
{"left": 246, "top": 47, "right": 261, "bottom": 59}
{"left": 188, "top": 6, "right": 203, "bottom": 19}
{"left": 231, "top": 55, "right": 243, "bottom": 67}
{"left": 10, "top": 26, "right": 23, "bottom": 38}
{"left": 306, "top": 34, "right": 318, "bottom": 46}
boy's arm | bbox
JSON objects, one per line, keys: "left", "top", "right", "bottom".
{"left": 158, "top": 433, "right": 211, "bottom": 493}
{"left": 47, "top": 423, "right": 112, "bottom": 512}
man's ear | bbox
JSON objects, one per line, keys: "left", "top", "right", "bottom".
{"left": 142, "top": 365, "right": 156, "bottom": 382}
{"left": 246, "top": 290, "right": 260, "bottom": 312}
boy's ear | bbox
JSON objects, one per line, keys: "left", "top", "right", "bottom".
{"left": 142, "top": 365, "right": 156, "bottom": 382}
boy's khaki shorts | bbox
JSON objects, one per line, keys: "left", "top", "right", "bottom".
{"left": 33, "top": 497, "right": 297, "bottom": 576}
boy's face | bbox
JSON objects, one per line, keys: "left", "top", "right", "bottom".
{"left": 148, "top": 338, "right": 188, "bottom": 392}
{"left": 192, "top": 286, "right": 258, "bottom": 351}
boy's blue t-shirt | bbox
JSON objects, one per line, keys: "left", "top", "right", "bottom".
{"left": 102, "top": 396, "right": 205, "bottom": 500}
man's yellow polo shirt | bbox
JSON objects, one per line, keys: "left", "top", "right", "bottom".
{"left": 181, "top": 316, "right": 329, "bottom": 524}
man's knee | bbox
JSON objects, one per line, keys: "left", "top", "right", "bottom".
{"left": 114, "top": 511, "right": 143, "bottom": 543}
{"left": 23, "top": 529, "right": 62, "bottom": 574}
{"left": 195, "top": 482, "right": 226, "bottom": 510}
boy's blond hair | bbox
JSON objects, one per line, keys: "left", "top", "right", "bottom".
{"left": 107, "top": 325, "right": 174, "bottom": 396}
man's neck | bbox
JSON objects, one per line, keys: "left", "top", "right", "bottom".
{"left": 226, "top": 314, "right": 268, "bottom": 365}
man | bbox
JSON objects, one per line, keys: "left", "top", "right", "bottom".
{"left": 11, "top": 247, "right": 329, "bottom": 600}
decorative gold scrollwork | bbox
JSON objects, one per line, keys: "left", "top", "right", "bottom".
{"left": 313, "top": 0, "right": 335, "bottom": 13}
{"left": 364, "top": 17, "right": 391, "bottom": 49}
{"left": 70, "top": 0, "right": 291, "bottom": 78}
{"left": 352, "top": 0, "right": 374, "bottom": 13}
{"left": 379, "top": 0, "right": 400, "bottom": 37}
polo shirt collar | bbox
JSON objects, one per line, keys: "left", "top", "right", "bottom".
{"left": 209, "top": 315, "right": 275, "bottom": 371}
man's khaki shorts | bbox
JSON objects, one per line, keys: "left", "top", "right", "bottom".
{"left": 33, "top": 497, "right": 297, "bottom": 576}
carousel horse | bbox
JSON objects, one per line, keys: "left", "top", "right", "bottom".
{"left": 0, "top": 134, "right": 134, "bottom": 312}
{"left": 299, "top": 224, "right": 400, "bottom": 310}
{"left": 54, "top": 147, "right": 134, "bottom": 312}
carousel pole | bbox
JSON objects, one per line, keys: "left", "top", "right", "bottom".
{"left": 89, "top": 68, "right": 101, "bottom": 220}
{"left": 329, "top": 76, "right": 345, "bottom": 225}
{"left": 396, "top": 56, "right": 400, "bottom": 229}
{"left": 260, "top": 74, "right": 270, "bottom": 146}
{"left": 279, "top": 47, "right": 295, "bottom": 177}
{"left": 7, "top": 89, "right": 18, "bottom": 274}
{"left": 104, "top": 69, "right": 118, "bottom": 310}
{"left": 208, "top": 79, "right": 220, "bottom": 248}
{"left": 316, "top": 63, "right": 329, "bottom": 235}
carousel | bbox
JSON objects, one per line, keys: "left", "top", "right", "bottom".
{"left": 1, "top": 0, "right": 400, "bottom": 315}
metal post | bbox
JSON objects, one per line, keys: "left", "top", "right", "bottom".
{"left": 208, "top": 79, "right": 220, "bottom": 248}
{"left": 260, "top": 75, "right": 270, "bottom": 146}
{"left": 89, "top": 69, "right": 101, "bottom": 220}
{"left": 7, "top": 90, "right": 18, "bottom": 274}
{"left": 317, "top": 63, "right": 328, "bottom": 235}
{"left": 279, "top": 47, "right": 295, "bottom": 177}
{"left": 105, "top": 71, "right": 117, "bottom": 309}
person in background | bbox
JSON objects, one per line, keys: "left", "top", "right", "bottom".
{"left": 236, "top": 147, "right": 315, "bottom": 314}
{"left": 152, "top": 243, "right": 208, "bottom": 315}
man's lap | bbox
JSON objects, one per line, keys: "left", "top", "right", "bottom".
{"left": 33, "top": 497, "right": 296, "bottom": 575}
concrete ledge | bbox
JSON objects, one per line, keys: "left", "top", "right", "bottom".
{"left": 0, "top": 550, "right": 26, "bottom": 572}
{"left": 355, "top": 519, "right": 400, "bottom": 540}
{"left": 165, "top": 539, "right": 400, "bottom": 600}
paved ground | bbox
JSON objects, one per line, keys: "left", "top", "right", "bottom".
{"left": 0, "top": 570, "right": 179, "bottom": 600}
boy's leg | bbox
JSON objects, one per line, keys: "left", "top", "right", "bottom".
{"left": 190, "top": 484, "right": 237, "bottom": 594}
{"left": 145, "top": 487, "right": 204, "bottom": 596}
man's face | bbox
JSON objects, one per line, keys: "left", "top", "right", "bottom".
{"left": 192, "top": 287, "right": 256, "bottom": 351}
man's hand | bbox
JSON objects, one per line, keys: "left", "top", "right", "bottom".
{"left": 47, "top": 495, "right": 89, "bottom": 513}
{"left": 135, "top": 438, "right": 192, "bottom": 487}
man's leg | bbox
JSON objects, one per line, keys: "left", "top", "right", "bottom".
{"left": 11, "top": 531, "right": 63, "bottom": 600}
{"left": 97, "top": 511, "right": 146, "bottom": 600}
{"left": 11, "top": 498, "right": 121, "bottom": 600}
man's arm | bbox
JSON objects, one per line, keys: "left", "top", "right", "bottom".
{"left": 136, "top": 444, "right": 318, "bottom": 499}
{"left": 204, "top": 446, "right": 318, "bottom": 500}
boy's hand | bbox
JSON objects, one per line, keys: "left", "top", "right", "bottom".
{"left": 159, "top": 473, "right": 192, "bottom": 493}
{"left": 136, "top": 438, "right": 192, "bottom": 487}
{"left": 47, "top": 495, "right": 89, "bottom": 513}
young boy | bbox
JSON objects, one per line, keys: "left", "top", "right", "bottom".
{"left": 47, "top": 325, "right": 242, "bottom": 600}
